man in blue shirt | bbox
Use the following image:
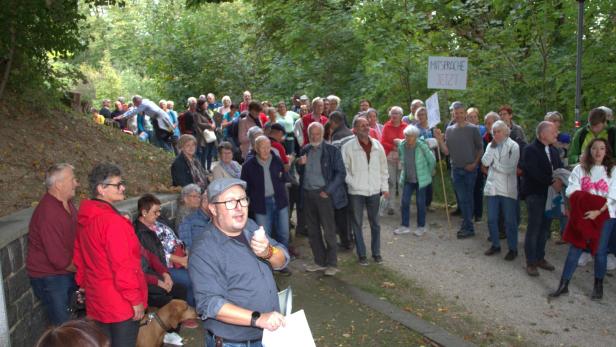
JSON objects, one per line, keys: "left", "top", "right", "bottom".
{"left": 189, "top": 178, "right": 289, "bottom": 346}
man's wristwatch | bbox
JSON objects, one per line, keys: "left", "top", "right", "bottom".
{"left": 250, "top": 311, "right": 261, "bottom": 327}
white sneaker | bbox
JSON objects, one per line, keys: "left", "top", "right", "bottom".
{"left": 324, "top": 267, "right": 340, "bottom": 276}
{"left": 607, "top": 254, "right": 616, "bottom": 271}
{"left": 305, "top": 263, "right": 327, "bottom": 272}
{"left": 163, "top": 332, "right": 184, "bottom": 346}
{"left": 578, "top": 252, "right": 593, "bottom": 266}
{"left": 413, "top": 227, "right": 427, "bottom": 236}
{"left": 393, "top": 226, "right": 411, "bottom": 235}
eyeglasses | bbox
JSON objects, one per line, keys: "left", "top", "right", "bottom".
{"left": 212, "top": 197, "right": 250, "bottom": 210}
{"left": 103, "top": 181, "right": 126, "bottom": 189}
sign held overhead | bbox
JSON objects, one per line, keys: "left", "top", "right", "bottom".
{"left": 427, "top": 56, "right": 468, "bottom": 90}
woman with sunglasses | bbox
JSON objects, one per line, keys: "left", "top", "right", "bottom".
{"left": 73, "top": 163, "right": 147, "bottom": 346}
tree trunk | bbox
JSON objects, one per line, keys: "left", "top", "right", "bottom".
{"left": 0, "top": 26, "right": 16, "bottom": 101}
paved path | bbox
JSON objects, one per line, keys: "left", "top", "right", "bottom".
{"left": 370, "top": 204, "right": 616, "bottom": 346}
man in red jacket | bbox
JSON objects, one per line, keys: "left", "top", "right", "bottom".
{"left": 27, "top": 163, "right": 79, "bottom": 326}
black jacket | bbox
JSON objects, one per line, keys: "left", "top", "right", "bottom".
{"left": 521, "top": 139, "right": 563, "bottom": 198}
{"left": 134, "top": 220, "right": 166, "bottom": 267}
{"left": 171, "top": 154, "right": 194, "bottom": 187}
{"left": 297, "top": 143, "right": 348, "bottom": 209}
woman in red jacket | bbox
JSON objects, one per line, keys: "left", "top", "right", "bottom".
{"left": 380, "top": 106, "right": 406, "bottom": 215}
{"left": 73, "top": 163, "right": 147, "bottom": 347}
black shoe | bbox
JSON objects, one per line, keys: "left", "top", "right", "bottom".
{"left": 373, "top": 255, "right": 383, "bottom": 264}
{"left": 549, "top": 278, "right": 570, "bottom": 298}
{"left": 359, "top": 257, "right": 369, "bottom": 266}
{"left": 457, "top": 231, "right": 475, "bottom": 239}
{"left": 591, "top": 277, "right": 603, "bottom": 300}
{"left": 504, "top": 250, "right": 518, "bottom": 261}
{"left": 484, "top": 247, "right": 501, "bottom": 256}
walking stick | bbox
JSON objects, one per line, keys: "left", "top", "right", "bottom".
{"left": 436, "top": 149, "right": 452, "bottom": 230}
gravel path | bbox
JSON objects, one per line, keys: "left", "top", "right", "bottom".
{"left": 366, "top": 204, "right": 616, "bottom": 346}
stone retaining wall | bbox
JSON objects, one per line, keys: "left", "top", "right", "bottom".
{"left": 0, "top": 194, "right": 178, "bottom": 347}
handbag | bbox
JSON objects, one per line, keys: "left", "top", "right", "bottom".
{"left": 203, "top": 129, "right": 217, "bottom": 143}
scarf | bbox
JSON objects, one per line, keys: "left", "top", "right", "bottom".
{"left": 220, "top": 160, "right": 242, "bottom": 178}
{"left": 185, "top": 153, "right": 208, "bottom": 189}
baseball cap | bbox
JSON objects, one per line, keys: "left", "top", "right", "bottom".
{"left": 270, "top": 123, "right": 285, "bottom": 133}
{"left": 207, "top": 178, "right": 247, "bottom": 202}
{"left": 299, "top": 95, "right": 309, "bottom": 101}
{"left": 449, "top": 101, "right": 464, "bottom": 111}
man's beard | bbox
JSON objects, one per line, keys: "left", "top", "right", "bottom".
{"left": 310, "top": 139, "right": 323, "bottom": 147}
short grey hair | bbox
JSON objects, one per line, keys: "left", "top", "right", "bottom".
{"left": 366, "top": 108, "right": 378, "bottom": 117}
{"left": 187, "top": 97, "right": 197, "bottom": 105}
{"left": 403, "top": 125, "right": 420, "bottom": 138}
{"left": 221, "top": 95, "right": 231, "bottom": 105}
{"left": 254, "top": 135, "right": 270, "bottom": 147}
{"left": 45, "top": 163, "right": 74, "bottom": 190}
{"left": 248, "top": 126, "right": 264, "bottom": 147}
{"left": 327, "top": 95, "right": 340, "bottom": 105}
{"left": 411, "top": 99, "right": 424, "bottom": 107}
{"left": 132, "top": 95, "right": 143, "bottom": 104}
{"left": 484, "top": 111, "right": 500, "bottom": 123}
{"left": 491, "top": 120, "right": 511, "bottom": 137}
{"left": 307, "top": 121, "right": 324, "bottom": 135}
{"left": 389, "top": 106, "right": 404, "bottom": 116}
{"left": 181, "top": 184, "right": 201, "bottom": 200}
{"left": 353, "top": 115, "right": 369, "bottom": 128}
{"left": 536, "top": 121, "right": 555, "bottom": 138}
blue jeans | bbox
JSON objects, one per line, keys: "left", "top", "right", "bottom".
{"left": 425, "top": 183, "right": 433, "bottom": 207}
{"left": 254, "top": 196, "right": 290, "bottom": 248}
{"left": 452, "top": 167, "right": 477, "bottom": 232}
{"left": 30, "top": 273, "right": 76, "bottom": 326}
{"left": 524, "top": 194, "right": 550, "bottom": 265}
{"left": 168, "top": 268, "right": 194, "bottom": 306}
{"left": 199, "top": 142, "right": 216, "bottom": 171}
{"left": 400, "top": 182, "right": 426, "bottom": 228}
{"left": 349, "top": 194, "right": 381, "bottom": 259}
{"left": 205, "top": 334, "right": 262, "bottom": 347}
{"left": 562, "top": 218, "right": 616, "bottom": 280}
{"left": 487, "top": 196, "right": 518, "bottom": 251}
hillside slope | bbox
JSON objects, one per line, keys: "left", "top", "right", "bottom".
{"left": 0, "top": 95, "right": 176, "bottom": 217}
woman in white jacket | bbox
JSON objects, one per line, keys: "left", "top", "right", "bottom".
{"left": 481, "top": 120, "right": 520, "bottom": 260}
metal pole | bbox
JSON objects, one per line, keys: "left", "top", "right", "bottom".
{"left": 574, "top": 0, "right": 584, "bottom": 128}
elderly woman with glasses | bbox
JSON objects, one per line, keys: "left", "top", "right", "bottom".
{"left": 212, "top": 141, "right": 242, "bottom": 180}
{"left": 482, "top": 120, "right": 520, "bottom": 260}
{"left": 393, "top": 125, "right": 436, "bottom": 236}
{"left": 175, "top": 184, "right": 202, "bottom": 231}
{"left": 73, "top": 163, "right": 147, "bottom": 346}
{"left": 171, "top": 134, "right": 208, "bottom": 190}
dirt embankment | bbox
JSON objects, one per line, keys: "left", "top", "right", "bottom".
{"left": 0, "top": 95, "right": 177, "bottom": 217}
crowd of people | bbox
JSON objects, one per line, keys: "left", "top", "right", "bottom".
{"left": 28, "top": 90, "right": 616, "bottom": 347}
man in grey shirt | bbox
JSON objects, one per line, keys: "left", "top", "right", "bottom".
{"left": 188, "top": 178, "right": 289, "bottom": 345}
{"left": 114, "top": 95, "right": 175, "bottom": 151}
{"left": 435, "top": 101, "right": 483, "bottom": 238}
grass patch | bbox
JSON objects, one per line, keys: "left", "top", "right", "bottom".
{"left": 336, "top": 255, "right": 527, "bottom": 346}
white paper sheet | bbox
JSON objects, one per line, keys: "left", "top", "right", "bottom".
{"left": 426, "top": 92, "right": 441, "bottom": 128}
{"left": 262, "top": 310, "right": 315, "bottom": 347}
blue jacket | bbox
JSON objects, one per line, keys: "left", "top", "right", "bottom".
{"left": 240, "top": 152, "right": 289, "bottom": 214}
{"left": 297, "top": 142, "right": 348, "bottom": 209}
{"left": 178, "top": 208, "right": 211, "bottom": 251}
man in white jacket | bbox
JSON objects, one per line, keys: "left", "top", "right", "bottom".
{"left": 342, "top": 117, "right": 389, "bottom": 266}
